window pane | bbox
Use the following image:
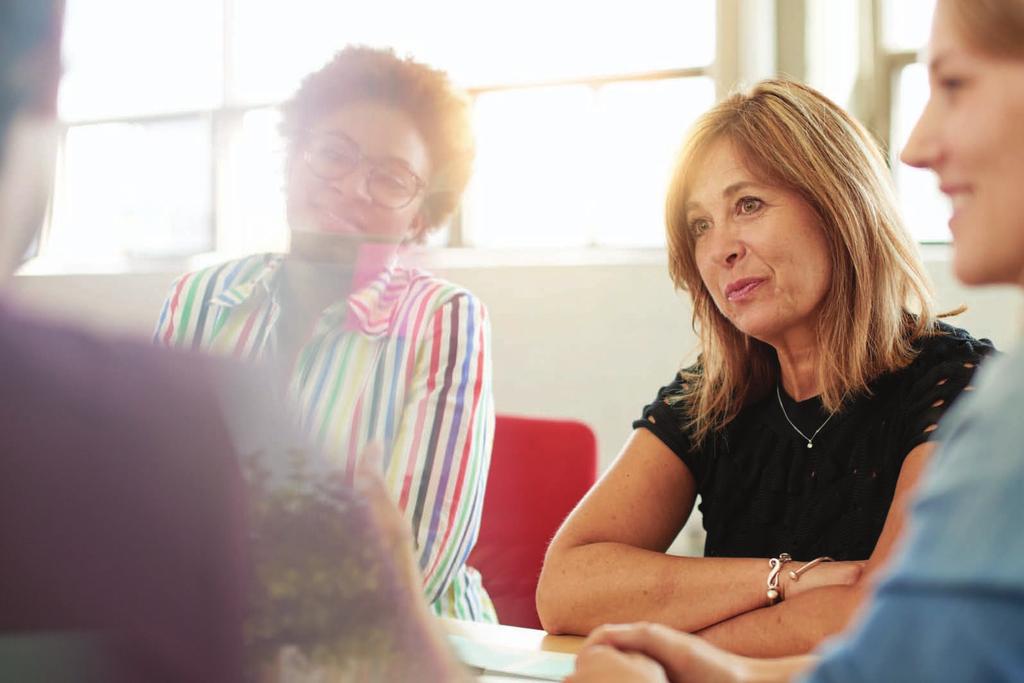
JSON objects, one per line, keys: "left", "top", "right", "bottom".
{"left": 806, "top": 0, "right": 859, "bottom": 109}
{"left": 60, "top": 0, "right": 222, "bottom": 120}
{"left": 592, "top": 77, "right": 715, "bottom": 247}
{"left": 228, "top": 1, "right": 343, "bottom": 105}
{"left": 49, "top": 119, "right": 214, "bottom": 267}
{"left": 893, "top": 63, "right": 950, "bottom": 242}
{"left": 412, "top": 0, "right": 715, "bottom": 86}
{"left": 221, "top": 109, "right": 289, "bottom": 256}
{"left": 229, "top": 1, "right": 714, "bottom": 103}
{"left": 465, "top": 87, "right": 596, "bottom": 248}
{"left": 466, "top": 77, "right": 714, "bottom": 248}
{"left": 882, "top": 0, "right": 936, "bottom": 51}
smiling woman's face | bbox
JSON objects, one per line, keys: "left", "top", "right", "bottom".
{"left": 285, "top": 100, "right": 432, "bottom": 247}
{"left": 687, "top": 138, "right": 832, "bottom": 347}
{"left": 900, "top": 0, "right": 1024, "bottom": 287}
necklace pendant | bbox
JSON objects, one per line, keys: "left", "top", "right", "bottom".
{"left": 807, "top": 442, "right": 813, "bottom": 449}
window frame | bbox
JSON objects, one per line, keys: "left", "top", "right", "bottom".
{"left": 38, "top": 0, "right": 767, "bottom": 272}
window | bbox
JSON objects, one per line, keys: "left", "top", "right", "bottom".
{"left": 48, "top": 119, "right": 214, "bottom": 266}
{"left": 805, "top": 0, "right": 946, "bottom": 243}
{"left": 49, "top": 0, "right": 223, "bottom": 270}
{"left": 43, "top": 1, "right": 720, "bottom": 271}
{"left": 883, "top": 0, "right": 948, "bottom": 243}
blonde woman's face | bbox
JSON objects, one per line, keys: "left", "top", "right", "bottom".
{"left": 901, "top": 0, "right": 1024, "bottom": 287}
{"left": 686, "top": 139, "right": 832, "bottom": 348}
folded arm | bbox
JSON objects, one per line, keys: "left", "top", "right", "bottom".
{"left": 696, "top": 442, "right": 934, "bottom": 656}
{"left": 540, "top": 430, "right": 795, "bottom": 635}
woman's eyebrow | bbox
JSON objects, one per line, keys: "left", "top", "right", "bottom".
{"left": 721, "top": 180, "right": 761, "bottom": 198}
{"left": 313, "top": 128, "right": 417, "bottom": 169}
{"left": 683, "top": 178, "right": 768, "bottom": 216}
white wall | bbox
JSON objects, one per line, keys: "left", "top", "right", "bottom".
{"left": 11, "top": 250, "right": 1021, "bottom": 554}
{"left": 10, "top": 250, "right": 1023, "bottom": 474}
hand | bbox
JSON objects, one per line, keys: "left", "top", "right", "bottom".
{"left": 782, "top": 560, "right": 865, "bottom": 600}
{"left": 566, "top": 644, "right": 669, "bottom": 683}
{"left": 580, "top": 623, "right": 745, "bottom": 683}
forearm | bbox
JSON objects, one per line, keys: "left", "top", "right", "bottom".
{"left": 398, "top": 295, "right": 494, "bottom": 604}
{"left": 536, "top": 544, "right": 772, "bottom": 635}
{"left": 698, "top": 584, "right": 865, "bottom": 657}
{"left": 417, "top": 438, "right": 490, "bottom": 604}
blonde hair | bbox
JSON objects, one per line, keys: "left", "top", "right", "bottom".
{"left": 666, "top": 80, "right": 937, "bottom": 448}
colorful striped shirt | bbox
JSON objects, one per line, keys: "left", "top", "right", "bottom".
{"left": 154, "top": 253, "right": 497, "bottom": 622}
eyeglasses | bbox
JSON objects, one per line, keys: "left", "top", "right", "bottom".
{"left": 303, "top": 132, "right": 427, "bottom": 210}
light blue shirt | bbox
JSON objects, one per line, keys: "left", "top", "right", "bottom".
{"left": 806, "top": 343, "right": 1024, "bottom": 682}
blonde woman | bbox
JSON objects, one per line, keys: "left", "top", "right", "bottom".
{"left": 569, "top": 0, "right": 1024, "bottom": 680}
{"left": 538, "top": 79, "right": 992, "bottom": 655}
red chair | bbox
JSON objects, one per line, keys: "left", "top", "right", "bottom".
{"left": 468, "top": 415, "right": 598, "bottom": 628}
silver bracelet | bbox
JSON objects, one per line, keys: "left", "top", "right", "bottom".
{"left": 766, "top": 552, "right": 792, "bottom": 604}
{"left": 788, "top": 556, "right": 835, "bottom": 582}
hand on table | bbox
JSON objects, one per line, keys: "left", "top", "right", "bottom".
{"left": 570, "top": 622, "right": 745, "bottom": 683}
{"left": 566, "top": 643, "right": 669, "bottom": 683}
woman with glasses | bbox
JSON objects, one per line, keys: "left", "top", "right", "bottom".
{"left": 537, "top": 78, "right": 994, "bottom": 654}
{"left": 155, "top": 46, "right": 496, "bottom": 623}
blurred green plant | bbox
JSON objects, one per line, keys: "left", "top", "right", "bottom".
{"left": 241, "top": 447, "right": 412, "bottom": 680}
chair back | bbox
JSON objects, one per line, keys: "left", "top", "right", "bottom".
{"left": 468, "top": 415, "right": 598, "bottom": 628}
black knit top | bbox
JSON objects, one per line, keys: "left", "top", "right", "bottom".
{"left": 634, "top": 323, "right": 994, "bottom": 561}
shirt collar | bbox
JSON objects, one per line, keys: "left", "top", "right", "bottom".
{"left": 209, "top": 249, "right": 411, "bottom": 339}
{"left": 210, "top": 254, "right": 283, "bottom": 309}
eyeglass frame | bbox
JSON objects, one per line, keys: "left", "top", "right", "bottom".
{"left": 301, "top": 130, "right": 428, "bottom": 210}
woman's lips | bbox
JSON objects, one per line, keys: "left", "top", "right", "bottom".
{"left": 725, "top": 278, "right": 766, "bottom": 301}
{"left": 940, "top": 185, "right": 972, "bottom": 232}
{"left": 315, "top": 206, "right": 365, "bottom": 235}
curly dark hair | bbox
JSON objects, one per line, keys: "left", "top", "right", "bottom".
{"left": 280, "top": 46, "right": 475, "bottom": 237}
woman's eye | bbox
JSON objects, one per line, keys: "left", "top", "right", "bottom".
{"left": 690, "top": 218, "right": 711, "bottom": 236}
{"left": 938, "top": 77, "right": 967, "bottom": 97}
{"left": 738, "top": 197, "right": 763, "bottom": 215}
{"left": 934, "top": 72, "right": 971, "bottom": 100}
{"left": 319, "top": 148, "right": 356, "bottom": 165}
{"left": 377, "top": 173, "right": 407, "bottom": 190}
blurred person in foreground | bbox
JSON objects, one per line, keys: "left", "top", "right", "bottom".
{"left": 567, "top": 0, "right": 1024, "bottom": 680}
{"left": 0, "top": 2, "right": 466, "bottom": 680}
{"left": 155, "top": 46, "right": 496, "bottom": 623}
{"left": 0, "top": 1, "right": 246, "bottom": 679}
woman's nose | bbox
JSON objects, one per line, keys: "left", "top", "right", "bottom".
{"left": 329, "top": 165, "right": 374, "bottom": 203}
{"left": 900, "top": 100, "right": 939, "bottom": 170}
{"left": 711, "top": 228, "right": 746, "bottom": 267}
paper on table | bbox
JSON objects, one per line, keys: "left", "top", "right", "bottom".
{"left": 448, "top": 634, "right": 576, "bottom": 681}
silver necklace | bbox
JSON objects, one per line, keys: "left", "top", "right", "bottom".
{"left": 776, "top": 385, "right": 835, "bottom": 449}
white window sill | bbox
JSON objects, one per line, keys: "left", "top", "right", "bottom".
{"left": 15, "top": 243, "right": 954, "bottom": 278}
